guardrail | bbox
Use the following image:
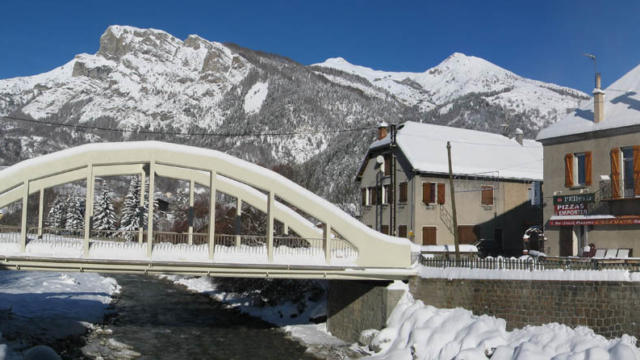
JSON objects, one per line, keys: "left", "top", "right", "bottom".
{"left": 421, "top": 256, "right": 640, "bottom": 271}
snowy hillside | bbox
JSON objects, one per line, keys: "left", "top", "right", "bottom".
{"left": 0, "top": 25, "right": 588, "bottom": 212}
{"left": 312, "top": 54, "right": 588, "bottom": 128}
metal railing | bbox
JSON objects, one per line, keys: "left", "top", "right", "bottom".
{"left": 0, "top": 225, "right": 20, "bottom": 243}
{"left": 421, "top": 256, "right": 640, "bottom": 272}
{"left": 0, "top": 224, "right": 360, "bottom": 264}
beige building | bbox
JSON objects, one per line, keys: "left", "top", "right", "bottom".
{"left": 537, "top": 66, "right": 640, "bottom": 257}
{"left": 356, "top": 121, "right": 542, "bottom": 255}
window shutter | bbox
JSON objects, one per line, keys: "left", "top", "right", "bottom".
{"left": 564, "top": 153, "right": 574, "bottom": 187}
{"left": 399, "top": 182, "right": 408, "bottom": 202}
{"left": 585, "top": 151, "right": 592, "bottom": 186}
{"left": 423, "top": 182, "right": 432, "bottom": 204}
{"left": 384, "top": 154, "right": 392, "bottom": 175}
{"left": 437, "top": 183, "right": 445, "bottom": 204}
{"left": 634, "top": 146, "right": 640, "bottom": 196}
{"left": 481, "top": 186, "right": 494, "bottom": 205}
{"left": 611, "top": 148, "right": 621, "bottom": 199}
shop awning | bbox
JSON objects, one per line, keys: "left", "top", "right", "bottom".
{"left": 549, "top": 215, "right": 640, "bottom": 226}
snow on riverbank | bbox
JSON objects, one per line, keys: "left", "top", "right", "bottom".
{"left": 159, "top": 275, "right": 346, "bottom": 350}
{"left": 0, "top": 271, "right": 120, "bottom": 359}
{"left": 360, "top": 282, "right": 640, "bottom": 360}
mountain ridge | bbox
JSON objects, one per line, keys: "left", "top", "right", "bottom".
{"left": 0, "top": 25, "right": 589, "bottom": 213}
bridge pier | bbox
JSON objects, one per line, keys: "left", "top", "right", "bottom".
{"left": 327, "top": 280, "right": 404, "bottom": 343}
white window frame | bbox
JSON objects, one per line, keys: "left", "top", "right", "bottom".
{"left": 621, "top": 147, "right": 634, "bottom": 198}
{"left": 573, "top": 152, "right": 587, "bottom": 187}
{"left": 363, "top": 188, "right": 370, "bottom": 206}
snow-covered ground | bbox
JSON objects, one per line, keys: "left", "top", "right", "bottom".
{"left": 358, "top": 282, "right": 640, "bottom": 360}
{"left": 0, "top": 271, "right": 120, "bottom": 359}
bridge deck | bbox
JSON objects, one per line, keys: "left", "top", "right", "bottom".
{"left": 0, "top": 233, "right": 414, "bottom": 280}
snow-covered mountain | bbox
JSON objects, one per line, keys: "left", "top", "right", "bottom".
{"left": 312, "top": 54, "right": 588, "bottom": 129}
{"left": 0, "top": 25, "right": 588, "bottom": 212}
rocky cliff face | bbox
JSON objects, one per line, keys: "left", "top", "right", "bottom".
{"left": 0, "top": 25, "right": 588, "bottom": 213}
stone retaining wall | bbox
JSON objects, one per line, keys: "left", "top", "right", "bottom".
{"left": 410, "top": 277, "right": 640, "bottom": 339}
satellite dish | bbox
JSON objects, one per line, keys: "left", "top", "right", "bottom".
{"left": 376, "top": 155, "right": 385, "bottom": 165}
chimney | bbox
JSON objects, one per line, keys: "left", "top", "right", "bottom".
{"left": 593, "top": 73, "right": 605, "bottom": 123}
{"left": 377, "top": 121, "right": 389, "bottom": 140}
{"left": 514, "top": 128, "right": 524, "bottom": 145}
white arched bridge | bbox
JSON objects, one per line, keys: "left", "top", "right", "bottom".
{"left": 0, "top": 142, "right": 416, "bottom": 280}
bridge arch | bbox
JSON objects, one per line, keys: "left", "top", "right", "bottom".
{"left": 0, "top": 141, "right": 412, "bottom": 268}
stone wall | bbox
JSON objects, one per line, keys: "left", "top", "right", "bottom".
{"left": 326, "top": 280, "right": 404, "bottom": 343}
{"left": 410, "top": 277, "right": 640, "bottom": 339}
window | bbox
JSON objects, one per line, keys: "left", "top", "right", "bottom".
{"left": 361, "top": 188, "right": 368, "bottom": 206}
{"left": 565, "top": 152, "right": 591, "bottom": 187}
{"left": 481, "top": 186, "right": 493, "bottom": 205}
{"left": 611, "top": 147, "right": 640, "bottom": 198}
{"left": 381, "top": 225, "right": 389, "bottom": 235}
{"left": 399, "top": 182, "right": 408, "bottom": 203}
{"left": 382, "top": 184, "right": 390, "bottom": 204}
{"left": 623, "top": 147, "right": 635, "bottom": 197}
{"left": 398, "top": 225, "right": 407, "bottom": 238}
{"left": 423, "top": 182, "right": 445, "bottom": 205}
{"left": 422, "top": 226, "right": 436, "bottom": 245}
{"left": 368, "top": 187, "right": 378, "bottom": 205}
{"left": 423, "top": 182, "right": 435, "bottom": 204}
{"left": 384, "top": 154, "right": 392, "bottom": 175}
{"left": 457, "top": 225, "right": 477, "bottom": 244}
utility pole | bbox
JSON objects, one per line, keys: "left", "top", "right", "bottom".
{"left": 447, "top": 141, "right": 460, "bottom": 262}
{"left": 390, "top": 124, "right": 397, "bottom": 236}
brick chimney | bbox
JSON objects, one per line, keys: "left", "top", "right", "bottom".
{"left": 377, "top": 121, "right": 389, "bottom": 140}
{"left": 593, "top": 73, "right": 605, "bottom": 123}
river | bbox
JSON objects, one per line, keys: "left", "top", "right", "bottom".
{"left": 78, "top": 275, "right": 344, "bottom": 360}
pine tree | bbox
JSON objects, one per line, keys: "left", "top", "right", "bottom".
{"left": 47, "top": 196, "right": 67, "bottom": 230}
{"left": 119, "top": 176, "right": 159, "bottom": 240}
{"left": 93, "top": 188, "right": 117, "bottom": 235}
{"left": 120, "top": 176, "right": 142, "bottom": 233}
{"left": 64, "top": 194, "right": 85, "bottom": 232}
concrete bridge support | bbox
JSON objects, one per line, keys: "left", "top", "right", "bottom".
{"left": 327, "top": 280, "right": 405, "bottom": 343}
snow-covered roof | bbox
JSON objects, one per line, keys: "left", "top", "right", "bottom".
{"left": 537, "top": 64, "right": 640, "bottom": 140}
{"left": 369, "top": 121, "right": 542, "bottom": 181}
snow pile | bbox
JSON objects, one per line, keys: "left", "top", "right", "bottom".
{"left": 243, "top": 81, "right": 268, "bottom": 114}
{"left": 0, "top": 272, "right": 119, "bottom": 322}
{"left": 362, "top": 284, "right": 640, "bottom": 360}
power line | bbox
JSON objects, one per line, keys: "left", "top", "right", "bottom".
{"left": 0, "top": 115, "right": 377, "bottom": 138}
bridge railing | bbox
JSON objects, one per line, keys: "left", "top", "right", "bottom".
{"left": 0, "top": 225, "right": 21, "bottom": 244}
{"left": 3, "top": 223, "right": 359, "bottom": 264}
{"left": 421, "top": 256, "right": 640, "bottom": 272}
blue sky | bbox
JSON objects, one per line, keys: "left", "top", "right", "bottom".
{"left": 1, "top": 0, "right": 639, "bottom": 93}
